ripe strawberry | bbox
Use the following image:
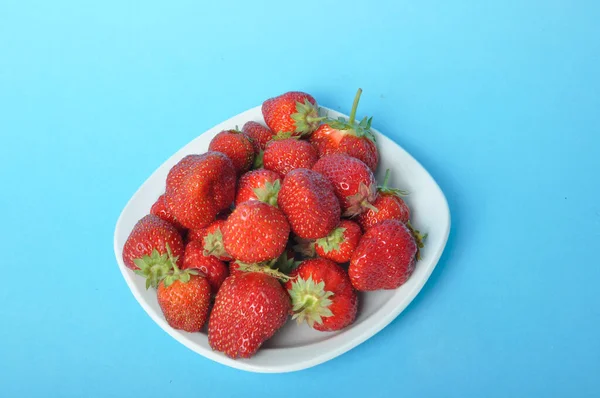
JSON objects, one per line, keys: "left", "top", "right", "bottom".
{"left": 310, "top": 89, "right": 378, "bottom": 171}
{"left": 277, "top": 168, "right": 340, "bottom": 239}
{"left": 357, "top": 169, "right": 410, "bottom": 231}
{"left": 349, "top": 220, "right": 418, "bottom": 291}
{"left": 312, "top": 154, "right": 377, "bottom": 216}
{"left": 150, "top": 194, "right": 187, "bottom": 233}
{"left": 187, "top": 219, "right": 232, "bottom": 261}
{"left": 242, "top": 121, "right": 275, "bottom": 153}
{"left": 315, "top": 220, "right": 362, "bottom": 263}
{"left": 285, "top": 258, "right": 357, "bottom": 331}
{"left": 208, "top": 272, "right": 291, "bottom": 358}
{"left": 263, "top": 137, "right": 318, "bottom": 176}
{"left": 165, "top": 152, "right": 236, "bottom": 229}
{"left": 208, "top": 129, "right": 255, "bottom": 174}
{"left": 122, "top": 214, "right": 184, "bottom": 271}
{"left": 181, "top": 240, "right": 228, "bottom": 292}
{"left": 235, "top": 169, "right": 282, "bottom": 207}
{"left": 262, "top": 91, "right": 323, "bottom": 136}
{"left": 222, "top": 201, "right": 290, "bottom": 263}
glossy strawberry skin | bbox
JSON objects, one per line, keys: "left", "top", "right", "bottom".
{"left": 262, "top": 91, "right": 319, "bottom": 136}
{"left": 315, "top": 219, "right": 362, "bottom": 263}
{"left": 277, "top": 168, "right": 340, "bottom": 239}
{"left": 349, "top": 220, "right": 417, "bottom": 291}
{"left": 150, "top": 194, "right": 187, "bottom": 233}
{"left": 208, "top": 130, "right": 255, "bottom": 175}
{"left": 263, "top": 138, "right": 318, "bottom": 177}
{"left": 357, "top": 194, "right": 410, "bottom": 231}
{"left": 181, "top": 240, "right": 229, "bottom": 292}
{"left": 222, "top": 201, "right": 290, "bottom": 263}
{"left": 235, "top": 169, "right": 282, "bottom": 206}
{"left": 157, "top": 275, "right": 211, "bottom": 332}
{"left": 122, "top": 214, "right": 185, "bottom": 270}
{"left": 242, "top": 121, "right": 274, "bottom": 153}
{"left": 208, "top": 273, "right": 291, "bottom": 358}
{"left": 165, "top": 152, "right": 236, "bottom": 229}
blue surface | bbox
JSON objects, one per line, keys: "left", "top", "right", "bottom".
{"left": 1, "top": 1, "right": 599, "bottom": 396}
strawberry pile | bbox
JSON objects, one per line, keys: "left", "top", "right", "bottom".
{"left": 122, "top": 89, "right": 425, "bottom": 359}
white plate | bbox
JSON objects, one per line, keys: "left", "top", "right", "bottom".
{"left": 113, "top": 105, "right": 451, "bottom": 373}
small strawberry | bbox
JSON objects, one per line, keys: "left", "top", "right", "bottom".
{"left": 150, "top": 194, "right": 187, "bottom": 233}
{"left": 122, "top": 214, "right": 184, "bottom": 271}
{"left": 349, "top": 220, "right": 419, "bottom": 291}
{"left": 222, "top": 201, "right": 290, "bottom": 263}
{"left": 262, "top": 91, "right": 324, "bottom": 137}
{"left": 315, "top": 220, "right": 362, "bottom": 263}
{"left": 208, "top": 129, "right": 255, "bottom": 174}
{"left": 165, "top": 152, "right": 236, "bottom": 229}
{"left": 242, "top": 121, "right": 275, "bottom": 154}
{"left": 310, "top": 88, "right": 378, "bottom": 171}
{"left": 181, "top": 240, "right": 229, "bottom": 292}
{"left": 235, "top": 169, "right": 282, "bottom": 207}
{"left": 357, "top": 169, "right": 410, "bottom": 231}
{"left": 312, "top": 154, "right": 377, "bottom": 216}
{"left": 263, "top": 136, "right": 318, "bottom": 176}
{"left": 277, "top": 168, "right": 340, "bottom": 239}
{"left": 208, "top": 272, "right": 291, "bottom": 358}
{"left": 285, "top": 258, "right": 357, "bottom": 332}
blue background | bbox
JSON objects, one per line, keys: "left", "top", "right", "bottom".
{"left": 1, "top": 1, "right": 599, "bottom": 397}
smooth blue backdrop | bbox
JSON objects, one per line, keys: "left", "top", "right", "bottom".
{"left": 1, "top": 1, "right": 599, "bottom": 397}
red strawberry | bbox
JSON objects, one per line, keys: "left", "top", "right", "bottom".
{"left": 310, "top": 89, "right": 378, "bottom": 171}
{"left": 165, "top": 152, "right": 236, "bottom": 229}
{"left": 357, "top": 169, "right": 410, "bottom": 231}
{"left": 312, "top": 154, "right": 377, "bottom": 216}
{"left": 222, "top": 201, "right": 290, "bottom": 263}
{"left": 150, "top": 194, "right": 187, "bottom": 233}
{"left": 181, "top": 240, "right": 229, "bottom": 292}
{"left": 122, "top": 214, "right": 184, "bottom": 271}
{"left": 208, "top": 272, "right": 291, "bottom": 358}
{"left": 261, "top": 91, "right": 324, "bottom": 136}
{"left": 208, "top": 129, "right": 255, "bottom": 174}
{"left": 349, "top": 220, "right": 418, "bottom": 291}
{"left": 263, "top": 137, "right": 318, "bottom": 176}
{"left": 242, "top": 121, "right": 275, "bottom": 153}
{"left": 187, "top": 219, "right": 232, "bottom": 261}
{"left": 285, "top": 258, "right": 357, "bottom": 331}
{"left": 315, "top": 220, "right": 362, "bottom": 263}
{"left": 277, "top": 168, "right": 340, "bottom": 239}
{"left": 235, "top": 169, "right": 282, "bottom": 207}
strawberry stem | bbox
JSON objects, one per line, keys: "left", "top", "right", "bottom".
{"left": 348, "top": 88, "right": 363, "bottom": 125}
{"left": 382, "top": 169, "right": 391, "bottom": 189}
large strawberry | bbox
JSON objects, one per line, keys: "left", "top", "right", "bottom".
{"left": 150, "top": 194, "right": 187, "bottom": 233}
{"left": 181, "top": 240, "right": 228, "bottom": 292}
{"left": 242, "top": 121, "right": 275, "bottom": 154}
{"left": 263, "top": 136, "right": 318, "bottom": 176}
{"left": 285, "top": 258, "right": 357, "bottom": 332}
{"left": 312, "top": 154, "right": 377, "bottom": 216}
{"left": 262, "top": 91, "right": 323, "bottom": 136}
{"left": 187, "top": 219, "right": 232, "bottom": 261}
{"left": 122, "top": 214, "right": 184, "bottom": 272}
{"left": 208, "top": 272, "right": 291, "bottom": 358}
{"left": 357, "top": 169, "right": 410, "bottom": 231}
{"left": 208, "top": 129, "right": 255, "bottom": 174}
{"left": 222, "top": 201, "right": 290, "bottom": 263}
{"left": 277, "top": 168, "right": 340, "bottom": 239}
{"left": 165, "top": 152, "right": 236, "bottom": 229}
{"left": 315, "top": 219, "right": 362, "bottom": 263}
{"left": 349, "top": 220, "right": 419, "bottom": 291}
{"left": 310, "top": 89, "right": 378, "bottom": 171}
{"left": 235, "top": 169, "right": 282, "bottom": 207}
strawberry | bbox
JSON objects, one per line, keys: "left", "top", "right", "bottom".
{"left": 310, "top": 89, "right": 378, "bottom": 171}
{"left": 277, "top": 168, "right": 340, "bottom": 239}
{"left": 181, "top": 240, "right": 228, "bottom": 292}
{"left": 261, "top": 91, "right": 324, "bottom": 136}
{"left": 312, "top": 154, "right": 377, "bottom": 216}
{"left": 357, "top": 169, "right": 410, "bottom": 231}
{"left": 122, "top": 214, "right": 184, "bottom": 271}
{"left": 263, "top": 136, "right": 318, "bottom": 176}
{"left": 187, "top": 219, "right": 232, "bottom": 261}
{"left": 165, "top": 152, "right": 236, "bottom": 229}
{"left": 235, "top": 169, "right": 282, "bottom": 207}
{"left": 242, "top": 121, "right": 275, "bottom": 153}
{"left": 222, "top": 201, "right": 290, "bottom": 263}
{"left": 208, "top": 272, "right": 291, "bottom": 358}
{"left": 208, "top": 129, "right": 255, "bottom": 174}
{"left": 349, "top": 220, "right": 418, "bottom": 291}
{"left": 150, "top": 194, "right": 187, "bottom": 233}
{"left": 285, "top": 258, "right": 357, "bottom": 331}
{"left": 315, "top": 220, "right": 362, "bottom": 263}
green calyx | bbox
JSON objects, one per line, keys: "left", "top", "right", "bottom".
{"left": 133, "top": 244, "right": 197, "bottom": 289}
{"left": 234, "top": 261, "right": 294, "bottom": 282}
{"left": 293, "top": 236, "right": 316, "bottom": 258}
{"left": 379, "top": 169, "right": 409, "bottom": 196}
{"left": 272, "top": 131, "right": 300, "bottom": 140}
{"left": 291, "top": 99, "right": 325, "bottom": 136}
{"left": 345, "top": 181, "right": 378, "bottom": 217}
{"left": 253, "top": 150, "right": 264, "bottom": 169}
{"left": 324, "top": 88, "right": 376, "bottom": 142}
{"left": 406, "top": 221, "right": 427, "bottom": 261}
{"left": 288, "top": 276, "right": 334, "bottom": 328}
{"left": 203, "top": 229, "right": 228, "bottom": 258}
{"left": 315, "top": 227, "right": 346, "bottom": 253}
{"left": 252, "top": 179, "right": 281, "bottom": 207}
